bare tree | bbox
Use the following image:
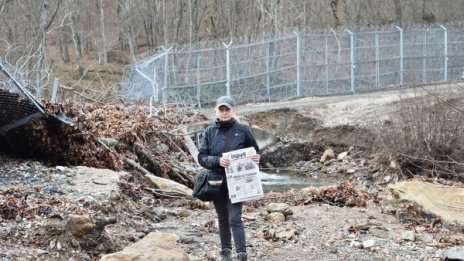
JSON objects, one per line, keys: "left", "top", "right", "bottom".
{"left": 394, "top": 0, "right": 403, "bottom": 25}
{"left": 83, "top": 0, "right": 93, "bottom": 54}
{"left": 118, "top": 0, "right": 137, "bottom": 62}
{"left": 37, "top": 0, "right": 49, "bottom": 97}
{"left": 65, "top": 0, "right": 85, "bottom": 76}
{"left": 59, "top": 25, "right": 70, "bottom": 62}
{"left": 97, "top": 0, "right": 107, "bottom": 64}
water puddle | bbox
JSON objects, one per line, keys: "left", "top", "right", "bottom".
{"left": 260, "top": 169, "right": 337, "bottom": 192}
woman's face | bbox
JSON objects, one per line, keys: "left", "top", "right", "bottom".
{"left": 216, "top": 105, "right": 233, "bottom": 121}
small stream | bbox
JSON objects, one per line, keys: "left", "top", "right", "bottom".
{"left": 260, "top": 169, "right": 337, "bottom": 192}
{"left": 252, "top": 126, "right": 338, "bottom": 192}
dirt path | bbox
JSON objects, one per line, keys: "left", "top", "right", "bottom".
{"left": 235, "top": 84, "right": 458, "bottom": 127}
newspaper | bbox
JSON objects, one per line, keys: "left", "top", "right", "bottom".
{"left": 223, "top": 147, "right": 263, "bottom": 203}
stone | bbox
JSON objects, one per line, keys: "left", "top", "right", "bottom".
{"left": 401, "top": 231, "right": 415, "bottom": 241}
{"left": 176, "top": 209, "right": 191, "bottom": 218}
{"left": 337, "top": 151, "right": 348, "bottom": 161}
{"left": 146, "top": 174, "right": 193, "bottom": 199}
{"left": 100, "top": 231, "right": 189, "bottom": 261}
{"left": 435, "top": 247, "right": 464, "bottom": 260}
{"left": 417, "top": 232, "right": 434, "bottom": 243}
{"left": 154, "top": 144, "right": 170, "bottom": 154}
{"left": 389, "top": 181, "right": 464, "bottom": 224}
{"left": 67, "top": 215, "right": 94, "bottom": 237}
{"left": 0, "top": 225, "right": 14, "bottom": 238}
{"left": 389, "top": 160, "right": 397, "bottom": 169}
{"left": 266, "top": 212, "right": 285, "bottom": 223}
{"left": 56, "top": 166, "right": 67, "bottom": 171}
{"left": 37, "top": 249, "right": 48, "bottom": 256}
{"left": 266, "top": 202, "right": 292, "bottom": 216}
{"left": 362, "top": 239, "right": 375, "bottom": 249}
{"left": 346, "top": 168, "right": 356, "bottom": 174}
{"left": 275, "top": 229, "right": 298, "bottom": 241}
{"left": 141, "top": 197, "right": 154, "bottom": 206}
{"left": 350, "top": 241, "right": 363, "bottom": 249}
{"left": 153, "top": 207, "right": 167, "bottom": 220}
{"left": 320, "top": 149, "right": 335, "bottom": 163}
{"left": 384, "top": 175, "right": 392, "bottom": 183}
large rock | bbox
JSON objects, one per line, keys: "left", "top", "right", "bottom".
{"left": 389, "top": 181, "right": 464, "bottom": 224}
{"left": 435, "top": 247, "right": 464, "bottom": 260}
{"left": 146, "top": 174, "right": 193, "bottom": 199}
{"left": 60, "top": 166, "right": 126, "bottom": 200}
{"left": 266, "top": 203, "right": 292, "bottom": 216}
{"left": 100, "top": 231, "right": 189, "bottom": 261}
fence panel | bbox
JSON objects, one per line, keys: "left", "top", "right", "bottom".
{"left": 448, "top": 28, "right": 464, "bottom": 83}
{"left": 122, "top": 26, "right": 464, "bottom": 108}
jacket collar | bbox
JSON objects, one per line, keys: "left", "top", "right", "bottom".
{"left": 214, "top": 118, "right": 236, "bottom": 129}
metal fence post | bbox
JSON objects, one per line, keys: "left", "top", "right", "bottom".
{"left": 50, "top": 78, "right": 59, "bottom": 103}
{"left": 223, "top": 41, "right": 233, "bottom": 97}
{"left": 152, "top": 67, "right": 157, "bottom": 101}
{"left": 345, "top": 29, "right": 355, "bottom": 93}
{"left": 423, "top": 29, "right": 427, "bottom": 84}
{"left": 395, "top": 26, "right": 403, "bottom": 86}
{"left": 325, "top": 32, "right": 329, "bottom": 94}
{"left": 162, "top": 46, "right": 171, "bottom": 103}
{"left": 441, "top": 25, "right": 448, "bottom": 82}
{"left": 196, "top": 56, "right": 201, "bottom": 108}
{"left": 266, "top": 41, "right": 271, "bottom": 101}
{"left": 375, "top": 32, "right": 380, "bottom": 89}
{"left": 294, "top": 31, "right": 301, "bottom": 97}
{"left": 149, "top": 68, "right": 157, "bottom": 117}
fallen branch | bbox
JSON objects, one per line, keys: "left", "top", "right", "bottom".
{"left": 123, "top": 157, "right": 152, "bottom": 176}
{"left": 144, "top": 187, "right": 186, "bottom": 199}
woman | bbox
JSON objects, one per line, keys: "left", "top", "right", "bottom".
{"left": 198, "top": 95, "right": 260, "bottom": 261}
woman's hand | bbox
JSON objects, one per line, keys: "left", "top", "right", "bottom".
{"left": 219, "top": 157, "right": 230, "bottom": 167}
{"left": 251, "top": 154, "right": 260, "bottom": 164}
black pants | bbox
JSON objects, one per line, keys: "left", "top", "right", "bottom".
{"left": 213, "top": 188, "right": 246, "bottom": 253}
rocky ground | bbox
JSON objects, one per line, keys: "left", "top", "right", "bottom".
{"left": 1, "top": 86, "right": 464, "bottom": 261}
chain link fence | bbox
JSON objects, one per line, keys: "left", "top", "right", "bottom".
{"left": 121, "top": 26, "right": 464, "bottom": 109}
{"left": 0, "top": 60, "right": 46, "bottom": 136}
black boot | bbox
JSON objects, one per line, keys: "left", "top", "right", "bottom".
{"left": 220, "top": 248, "right": 232, "bottom": 261}
{"left": 237, "top": 252, "right": 247, "bottom": 261}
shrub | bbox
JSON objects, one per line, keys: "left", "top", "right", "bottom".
{"left": 380, "top": 86, "right": 464, "bottom": 180}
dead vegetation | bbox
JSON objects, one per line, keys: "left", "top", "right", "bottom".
{"left": 298, "top": 181, "right": 373, "bottom": 208}
{"left": 2, "top": 100, "right": 208, "bottom": 187}
{"left": 379, "top": 86, "right": 464, "bottom": 181}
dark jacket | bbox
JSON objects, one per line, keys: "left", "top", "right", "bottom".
{"left": 198, "top": 118, "right": 260, "bottom": 174}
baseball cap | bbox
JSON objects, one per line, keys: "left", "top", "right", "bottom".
{"left": 215, "top": 96, "right": 235, "bottom": 109}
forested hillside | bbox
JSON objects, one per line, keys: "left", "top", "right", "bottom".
{"left": 0, "top": 0, "right": 463, "bottom": 92}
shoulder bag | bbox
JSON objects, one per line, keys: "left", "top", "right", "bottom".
{"left": 192, "top": 124, "right": 239, "bottom": 201}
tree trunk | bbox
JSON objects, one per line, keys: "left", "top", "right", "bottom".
{"left": 117, "top": 2, "right": 124, "bottom": 50}
{"left": 66, "top": 0, "right": 85, "bottom": 76}
{"left": 83, "top": 0, "right": 92, "bottom": 54}
{"left": 37, "top": 0, "right": 48, "bottom": 98}
{"left": 394, "top": 0, "right": 403, "bottom": 25}
{"left": 59, "top": 26, "right": 70, "bottom": 63}
{"left": 175, "top": 0, "right": 185, "bottom": 43}
{"left": 97, "top": 0, "right": 107, "bottom": 65}
{"left": 119, "top": 0, "right": 136, "bottom": 62}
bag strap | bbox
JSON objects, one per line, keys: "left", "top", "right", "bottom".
{"left": 222, "top": 123, "right": 240, "bottom": 152}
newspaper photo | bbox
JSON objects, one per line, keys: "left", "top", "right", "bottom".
{"left": 223, "top": 147, "right": 263, "bottom": 203}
